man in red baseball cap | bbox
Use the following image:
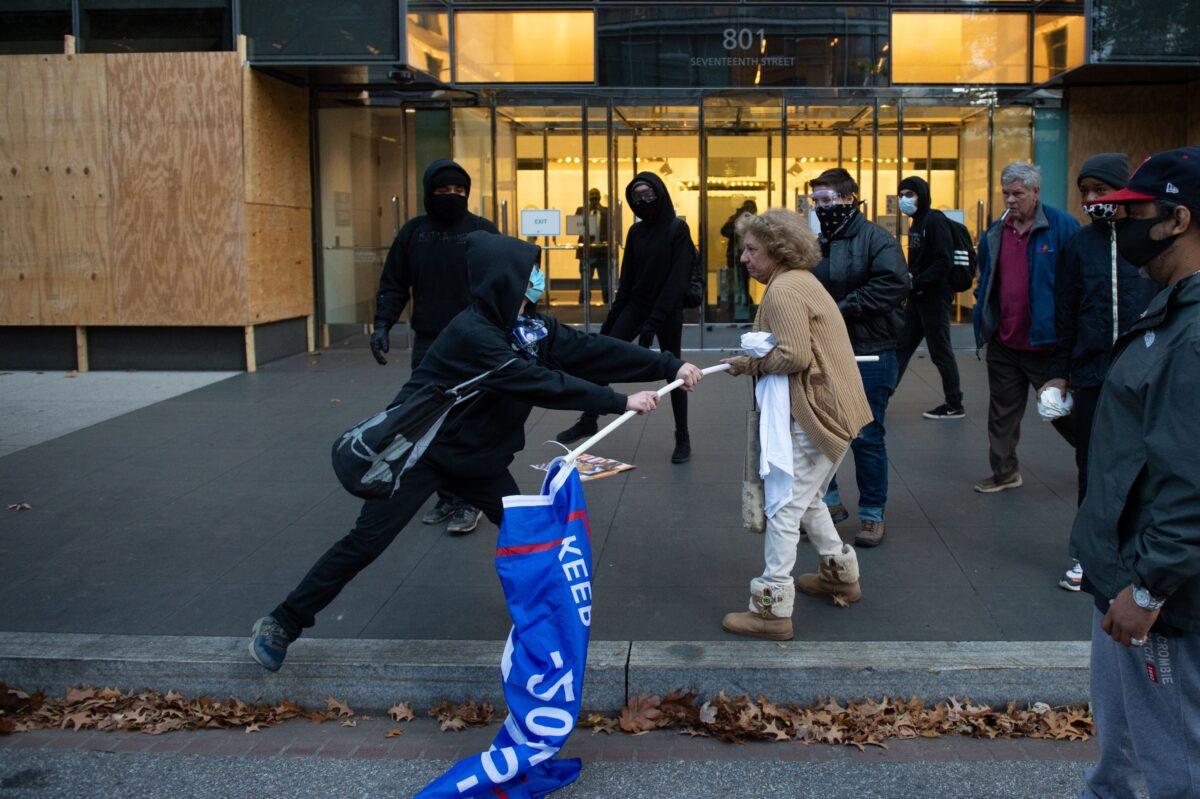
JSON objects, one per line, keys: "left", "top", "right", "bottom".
{"left": 1069, "top": 146, "right": 1200, "bottom": 798}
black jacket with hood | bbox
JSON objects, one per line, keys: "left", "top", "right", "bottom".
{"left": 604, "top": 172, "right": 695, "bottom": 335}
{"left": 812, "top": 211, "right": 910, "bottom": 355}
{"left": 1070, "top": 273, "right": 1200, "bottom": 634}
{"left": 898, "top": 176, "right": 954, "bottom": 296}
{"left": 374, "top": 160, "right": 499, "bottom": 336}
{"left": 394, "top": 231, "right": 684, "bottom": 477}
{"left": 1048, "top": 218, "right": 1159, "bottom": 390}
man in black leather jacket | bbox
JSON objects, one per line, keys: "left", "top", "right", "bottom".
{"left": 809, "top": 168, "right": 910, "bottom": 548}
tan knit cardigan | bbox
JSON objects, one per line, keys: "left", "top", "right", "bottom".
{"left": 728, "top": 268, "right": 873, "bottom": 461}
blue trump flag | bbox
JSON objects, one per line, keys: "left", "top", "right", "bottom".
{"left": 415, "top": 460, "right": 593, "bottom": 799}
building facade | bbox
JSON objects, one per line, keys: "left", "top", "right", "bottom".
{"left": 2, "top": 0, "right": 1198, "bottom": 367}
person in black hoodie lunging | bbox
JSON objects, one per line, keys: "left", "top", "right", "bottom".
{"left": 370, "top": 159, "right": 498, "bottom": 535}
{"left": 895, "top": 175, "right": 965, "bottom": 419}
{"left": 556, "top": 173, "right": 697, "bottom": 463}
{"left": 249, "top": 231, "right": 704, "bottom": 671}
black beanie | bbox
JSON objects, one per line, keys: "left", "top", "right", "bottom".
{"left": 1078, "top": 153, "right": 1128, "bottom": 190}
{"left": 428, "top": 163, "right": 471, "bottom": 194}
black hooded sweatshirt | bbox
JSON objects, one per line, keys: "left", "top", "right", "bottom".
{"left": 897, "top": 176, "right": 953, "bottom": 295}
{"left": 604, "top": 172, "right": 695, "bottom": 335}
{"left": 374, "top": 160, "right": 499, "bottom": 336}
{"left": 393, "top": 231, "right": 684, "bottom": 477}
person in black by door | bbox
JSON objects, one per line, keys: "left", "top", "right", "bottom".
{"left": 575, "top": 188, "right": 610, "bottom": 304}
{"left": 1040, "top": 153, "right": 1159, "bottom": 592}
{"left": 722, "top": 199, "right": 758, "bottom": 320}
{"left": 555, "top": 172, "right": 697, "bottom": 464}
{"left": 249, "top": 231, "right": 704, "bottom": 671}
{"left": 895, "top": 175, "right": 965, "bottom": 419}
{"left": 369, "top": 159, "right": 498, "bottom": 535}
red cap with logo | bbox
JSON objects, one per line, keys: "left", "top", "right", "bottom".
{"left": 1096, "top": 146, "right": 1200, "bottom": 207}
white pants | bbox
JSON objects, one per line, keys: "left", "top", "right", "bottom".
{"left": 761, "top": 422, "right": 845, "bottom": 588}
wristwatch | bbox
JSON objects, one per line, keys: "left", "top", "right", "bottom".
{"left": 1132, "top": 586, "right": 1166, "bottom": 612}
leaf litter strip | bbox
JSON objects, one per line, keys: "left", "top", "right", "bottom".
{"left": 1, "top": 683, "right": 1091, "bottom": 748}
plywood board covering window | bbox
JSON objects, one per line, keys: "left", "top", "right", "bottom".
{"left": 891, "top": 12, "right": 1029, "bottom": 85}
{"left": 454, "top": 11, "right": 594, "bottom": 83}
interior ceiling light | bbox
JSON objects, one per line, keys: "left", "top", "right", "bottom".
{"left": 786, "top": 157, "right": 803, "bottom": 176}
{"left": 659, "top": 159, "right": 673, "bottom": 176}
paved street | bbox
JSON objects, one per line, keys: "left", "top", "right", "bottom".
{"left": 0, "top": 718, "right": 1130, "bottom": 799}
{"left": 0, "top": 332, "right": 1091, "bottom": 643}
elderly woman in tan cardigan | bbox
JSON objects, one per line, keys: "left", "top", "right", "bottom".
{"left": 721, "top": 209, "right": 874, "bottom": 641}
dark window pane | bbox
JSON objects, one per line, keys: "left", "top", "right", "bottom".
{"left": 81, "top": 1, "right": 231, "bottom": 53}
{"left": 242, "top": 0, "right": 395, "bottom": 60}
{"left": 0, "top": 1, "right": 71, "bottom": 55}
{"left": 1091, "top": 0, "right": 1200, "bottom": 63}
{"left": 598, "top": 6, "right": 888, "bottom": 88}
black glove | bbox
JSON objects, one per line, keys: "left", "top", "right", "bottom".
{"left": 369, "top": 324, "right": 391, "bottom": 365}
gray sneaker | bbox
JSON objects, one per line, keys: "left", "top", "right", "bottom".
{"left": 974, "top": 472, "right": 1023, "bottom": 493}
{"left": 421, "top": 498, "right": 456, "bottom": 525}
{"left": 446, "top": 506, "right": 483, "bottom": 535}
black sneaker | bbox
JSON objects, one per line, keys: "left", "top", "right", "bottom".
{"left": 421, "top": 498, "right": 456, "bottom": 525}
{"left": 556, "top": 416, "right": 599, "bottom": 445}
{"left": 923, "top": 403, "right": 965, "bottom": 420}
{"left": 446, "top": 505, "right": 483, "bottom": 535}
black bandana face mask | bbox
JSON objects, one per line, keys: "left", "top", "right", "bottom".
{"left": 429, "top": 193, "right": 468, "bottom": 223}
{"left": 1083, "top": 202, "right": 1118, "bottom": 222}
{"left": 814, "top": 203, "right": 858, "bottom": 238}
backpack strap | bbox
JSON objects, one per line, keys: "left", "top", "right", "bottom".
{"left": 449, "top": 357, "right": 519, "bottom": 397}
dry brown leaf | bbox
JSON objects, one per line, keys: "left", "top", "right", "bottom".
{"left": 385, "top": 727, "right": 405, "bottom": 739}
{"left": 330, "top": 399, "right": 342, "bottom": 405}
{"left": 6, "top": 503, "right": 32, "bottom": 512}
{"left": 245, "top": 723, "right": 262, "bottom": 734}
{"left": 832, "top": 594, "right": 851, "bottom": 608}
{"left": 325, "top": 696, "right": 354, "bottom": 718}
{"left": 388, "top": 702, "right": 415, "bottom": 723}
{"left": 618, "top": 694, "right": 663, "bottom": 734}
{"left": 339, "top": 719, "right": 357, "bottom": 728}
{"left": 440, "top": 717, "right": 467, "bottom": 732}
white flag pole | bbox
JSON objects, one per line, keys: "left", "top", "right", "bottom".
{"left": 564, "top": 356, "right": 879, "bottom": 465}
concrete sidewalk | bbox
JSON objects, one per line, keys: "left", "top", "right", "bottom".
{"left": 0, "top": 333, "right": 1092, "bottom": 647}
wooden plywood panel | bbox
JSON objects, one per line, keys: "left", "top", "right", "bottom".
{"left": 0, "top": 54, "right": 116, "bottom": 325}
{"left": 245, "top": 202, "right": 313, "bottom": 323}
{"left": 1067, "top": 84, "right": 1188, "bottom": 223}
{"left": 243, "top": 70, "right": 311, "bottom": 208}
{"left": 107, "top": 52, "right": 247, "bottom": 326}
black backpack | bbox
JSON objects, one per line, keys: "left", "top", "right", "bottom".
{"left": 672, "top": 218, "right": 704, "bottom": 309}
{"left": 331, "top": 359, "right": 515, "bottom": 499}
{"left": 943, "top": 214, "right": 978, "bottom": 293}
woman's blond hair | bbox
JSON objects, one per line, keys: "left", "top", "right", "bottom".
{"left": 735, "top": 208, "right": 821, "bottom": 271}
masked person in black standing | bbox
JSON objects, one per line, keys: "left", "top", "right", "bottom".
{"left": 809, "top": 168, "right": 909, "bottom": 548}
{"left": 556, "top": 173, "right": 697, "bottom": 464}
{"left": 1041, "top": 154, "right": 1159, "bottom": 592}
{"left": 369, "top": 159, "right": 499, "bottom": 535}
{"left": 895, "top": 176, "right": 964, "bottom": 419}
{"left": 722, "top": 199, "right": 758, "bottom": 321}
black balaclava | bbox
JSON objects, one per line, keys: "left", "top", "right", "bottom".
{"left": 627, "top": 173, "right": 673, "bottom": 223}
{"left": 423, "top": 159, "right": 472, "bottom": 224}
{"left": 1078, "top": 153, "right": 1129, "bottom": 222}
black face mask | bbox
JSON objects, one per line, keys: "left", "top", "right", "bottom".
{"left": 429, "top": 193, "right": 468, "bottom": 223}
{"left": 630, "top": 197, "right": 657, "bottom": 220}
{"left": 1115, "top": 209, "right": 1180, "bottom": 267}
{"left": 814, "top": 203, "right": 857, "bottom": 238}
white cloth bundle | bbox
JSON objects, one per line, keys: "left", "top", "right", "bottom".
{"left": 742, "top": 332, "right": 793, "bottom": 518}
{"left": 1037, "top": 386, "right": 1074, "bottom": 421}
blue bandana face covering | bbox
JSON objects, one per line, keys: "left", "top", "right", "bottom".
{"left": 525, "top": 267, "right": 546, "bottom": 304}
{"left": 512, "top": 314, "right": 549, "bottom": 357}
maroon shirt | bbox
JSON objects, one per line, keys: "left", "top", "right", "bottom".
{"left": 996, "top": 216, "right": 1048, "bottom": 351}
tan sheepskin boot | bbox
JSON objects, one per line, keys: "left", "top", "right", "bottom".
{"left": 796, "top": 545, "right": 862, "bottom": 604}
{"left": 722, "top": 579, "right": 794, "bottom": 641}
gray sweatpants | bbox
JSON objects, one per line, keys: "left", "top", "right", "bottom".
{"left": 1080, "top": 609, "right": 1200, "bottom": 798}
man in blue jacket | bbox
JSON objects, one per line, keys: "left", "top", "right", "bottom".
{"left": 973, "top": 162, "right": 1080, "bottom": 493}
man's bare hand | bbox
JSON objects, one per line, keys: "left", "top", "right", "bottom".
{"left": 1040, "top": 377, "right": 1069, "bottom": 398}
{"left": 626, "top": 391, "right": 660, "bottom": 414}
{"left": 676, "top": 363, "right": 704, "bottom": 391}
{"left": 1101, "top": 585, "right": 1160, "bottom": 647}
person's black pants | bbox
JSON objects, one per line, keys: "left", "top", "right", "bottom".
{"left": 1071, "top": 385, "right": 1101, "bottom": 507}
{"left": 985, "top": 340, "right": 1076, "bottom": 479}
{"left": 584, "top": 306, "right": 687, "bottom": 433}
{"left": 896, "top": 290, "right": 962, "bottom": 406}
{"left": 577, "top": 255, "right": 610, "bottom": 304}
{"left": 271, "top": 461, "right": 516, "bottom": 639}
{"left": 412, "top": 332, "right": 468, "bottom": 513}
